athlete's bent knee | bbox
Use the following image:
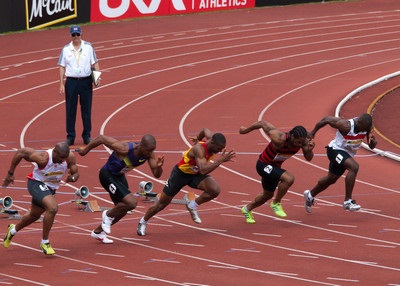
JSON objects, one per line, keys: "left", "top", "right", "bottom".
{"left": 46, "top": 206, "right": 58, "bottom": 217}
{"left": 208, "top": 187, "right": 221, "bottom": 198}
{"left": 127, "top": 200, "right": 137, "bottom": 210}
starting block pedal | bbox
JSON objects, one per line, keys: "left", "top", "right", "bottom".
{"left": 1, "top": 209, "right": 43, "bottom": 222}
{"left": 84, "top": 200, "right": 101, "bottom": 212}
{"left": 72, "top": 199, "right": 110, "bottom": 212}
{"left": 1, "top": 209, "right": 20, "bottom": 220}
{"left": 140, "top": 192, "right": 195, "bottom": 205}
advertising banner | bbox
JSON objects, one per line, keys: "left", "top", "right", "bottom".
{"left": 256, "top": 0, "right": 328, "bottom": 6}
{"left": 25, "top": 0, "right": 78, "bottom": 30}
{"left": 90, "top": 0, "right": 255, "bottom": 22}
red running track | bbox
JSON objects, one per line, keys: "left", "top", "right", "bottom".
{"left": 1, "top": 0, "right": 399, "bottom": 285}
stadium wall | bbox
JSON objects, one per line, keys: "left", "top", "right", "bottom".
{"left": 1, "top": 0, "right": 330, "bottom": 34}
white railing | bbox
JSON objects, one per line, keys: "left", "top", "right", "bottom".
{"left": 335, "top": 71, "right": 400, "bottom": 162}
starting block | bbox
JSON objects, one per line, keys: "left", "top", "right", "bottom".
{"left": 72, "top": 199, "right": 109, "bottom": 213}
{"left": 139, "top": 191, "right": 195, "bottom": 205}
{"left": 71, "top": 185, "right": 110, "bottom": 212}
{"left": 1, "top": 209, "right": 43, "bottom": 222}
{"left": 136, "top": 181, "right": 194, "bottom": 205}
{"left": 1, "top": 209, "right": 20, "bottom": 220}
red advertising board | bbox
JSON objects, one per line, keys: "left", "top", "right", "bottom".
{"left": 90, "top": 0, "right": 256, "bottom": 22}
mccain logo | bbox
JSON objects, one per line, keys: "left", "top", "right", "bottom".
{"left": 26, "top": 0, "right": 77, "bottom": 30}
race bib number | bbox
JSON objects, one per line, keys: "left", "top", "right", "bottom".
{"left": 108, "top": 183, "right": 117, "bottom": 194}
{"left": 263, "top": 165, "right": 273, "bottom": 174}
{"left": 335, "top": 154, "right": 344, "bottom": 164}
{"left": 39, "top": 184, "right": 50, "bottom": 192}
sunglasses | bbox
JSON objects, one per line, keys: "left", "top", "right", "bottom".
{"left": 71, "top": 33, "right": 81, "bottom": 37}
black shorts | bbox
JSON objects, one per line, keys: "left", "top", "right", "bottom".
{"left": 256, "top": 160, "right": 285, "bottom": 192}
{"left": 326, "top": 146, "right": 352, "bottom": 177}
{"left": 99, "top": 168, "right": 131, "bottom": 205}
{"left": 27, "top": 179, "right": 56, "bottom": 207}
{"left": 162, "top": 165, "right": 209, "bottom": 197}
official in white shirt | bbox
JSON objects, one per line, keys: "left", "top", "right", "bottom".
{"left": 58, "top": 25, "right": 101, "bottom": 146}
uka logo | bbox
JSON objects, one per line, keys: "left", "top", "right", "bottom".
{"left": 99, "top": 0, "right": 186, "bottom": 17}
{"left": 92, "top": 0, "right": 254, "bottom": 21}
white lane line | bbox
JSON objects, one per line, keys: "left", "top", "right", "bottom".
{"left": 175, "top": 242, "right": 204, "bottom": 247}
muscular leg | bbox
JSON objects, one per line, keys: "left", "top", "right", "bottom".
{"left": 15, "top": 203, "right": 45, "bottom": 233}
{"left": 272, "top": 171, "right": 294, "bottom": 204}
{"left": 93, "top": 194, "right": 137, "bottom": 233}
{"left": 310, "top": 173, "right": 340, "bottom": 198}
{"left": 195, "top": 177, "right": 220, "bottom": 206}
{"left": 342, "top": 157, "right": 359, "bottom": 200}
{"left": 143, "top": 192, "right": 173, "bottom": 221}
{"left": 246, "top": 190, "right": 274, "bottom": 212}
{"left": 109, "top": 194, "right": 137, "bottom": 224}
{"left": 40, "top": 195, "right": 58, "bottom": 240}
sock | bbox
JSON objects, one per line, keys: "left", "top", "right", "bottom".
{"left": 140, "top": 217, "right": 148, "bottom": 224}
{"left": 41, "top": 239, "right": 49, "bottom": 244}
{"left": 10, "top": 226, "right": 17, "bottom": 236}
{"left": 188, "top": 200, "right": 198, "bottom": 209}
{"left": 106, "top": 212, "right": 114, "bottom": 220}
{"left": 243, "top": 206, "right": 249, "bottom": 212}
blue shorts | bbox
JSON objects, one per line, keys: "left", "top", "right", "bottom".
{"left": 162, "top": 165, "right": 209, "bottom": 197}
{"left": 256, "top": 160, "right": 286, "bottom": 192}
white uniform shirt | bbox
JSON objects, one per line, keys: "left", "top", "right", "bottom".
{"left": 328, "top": 118, "right": 367, "bottom": 157}
{"left": 58, "top": 40, "right": 98, "bottom": 78}
{"left": 27, "top": 149, "right": 68, "bottom": 190}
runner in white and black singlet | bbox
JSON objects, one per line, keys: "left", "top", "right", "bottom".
{"left": 3, "top": 142, "right": 79, "bottom": 255}
{"left": 304, "top": 113, "right": 377, "bottom": 213}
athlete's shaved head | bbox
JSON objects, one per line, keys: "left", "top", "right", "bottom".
{"left": 55, "top": 142, "right": 70, "bottom": 158}
{"left": 141, "top": 134, "right": 156, "bottom": 149}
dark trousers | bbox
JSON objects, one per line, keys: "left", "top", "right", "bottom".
{"left": 65, "top": 77, "right": 93, "bottom": 141}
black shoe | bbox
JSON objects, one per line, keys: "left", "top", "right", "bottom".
{"left": 83, "top": 137, "right": 91, "bottom": 145}
{"left": 66, "top": 139, "right": 75, "bottom": 146}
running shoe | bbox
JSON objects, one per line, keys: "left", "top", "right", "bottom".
{"left": 40, "top": 242, "right": 55, "bottom": 255}
{"left": 184, "top": 194, "right": 202, "bottom": 224}
{"left": 343, "top": 199, "right": 361, "bottom": 211}
{"left": 101, "top": 210, "right": 114, "bottom": 234}
{"left": 91, "top": 230, "right": 113, "bottom": 244}
{"left": 270, "top": 201, "right": 287, "bottom": 218}
{"left": 137, "top": 221, "right": 147, "bottom": 236}
{"left": 241, "top": 206, "right": 255, "bottom": 224}
{"left": 303, "top": 190, "right": 315, "bottom": 213}
{"left": 3, "top": 224, "right": 15, "bottom": 248}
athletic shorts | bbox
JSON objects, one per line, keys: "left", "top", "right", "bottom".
{"left": 256, "top": 160, "right": 286, "bottom": 192}
{"left": 27, "top": 179, "right": 56, "bottom": 208}
{"left": 163, "top": 165, "right": 209, "bottom": 197}
{"left": 326, "top": 146, "right": 352, "bottom": 177}
{"left": 99, "top": 167, "right": 130, "bottom": 205}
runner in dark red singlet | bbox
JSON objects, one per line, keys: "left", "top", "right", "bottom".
{"left": 239, "top": 120, "right": 314, "bottom": 223}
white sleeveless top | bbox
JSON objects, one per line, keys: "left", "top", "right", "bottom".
{"left": 27, "top": 149, "right": 68, "bottom": 190}
{"left": 328, "top": 118, "right": 367, "bottom": 157}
